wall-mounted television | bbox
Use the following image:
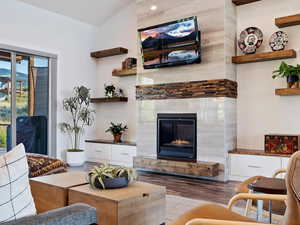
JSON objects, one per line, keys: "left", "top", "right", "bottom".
{"left": 138, "top": 16, "right": 201, "bottom": 69}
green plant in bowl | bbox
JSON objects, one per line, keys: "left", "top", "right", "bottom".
{"left": 88, "top": 164, "right": 137, "bottom": 189}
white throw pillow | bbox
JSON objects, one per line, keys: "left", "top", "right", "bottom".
{"left": 0, "top": 144, "right": 36, "bottom": 223}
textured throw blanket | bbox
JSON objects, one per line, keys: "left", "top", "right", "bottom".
{"left": 27, "top": 154, "right": 68, "bottom": 178}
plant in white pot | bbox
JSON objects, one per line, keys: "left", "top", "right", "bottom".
{"left": 60, "top": 86, "right": 94, "bottom": 166}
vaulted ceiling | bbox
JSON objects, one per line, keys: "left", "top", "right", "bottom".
{"left": 17, "top": 0, "right": 133, "bottom": 26}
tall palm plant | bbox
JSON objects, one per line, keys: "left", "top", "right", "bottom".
{"left": 60, "top": 86, "right": 94, "bottom": 151}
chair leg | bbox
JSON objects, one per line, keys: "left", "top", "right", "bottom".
{"left": 244, "top": 191, "right": 253, "bottom": 217}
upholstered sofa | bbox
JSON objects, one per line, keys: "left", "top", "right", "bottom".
{"left": 1, "top": 144, "right": 94, "bottom": 225}
{"left": 3, "top": 203, "right": 97, "bottom": 225}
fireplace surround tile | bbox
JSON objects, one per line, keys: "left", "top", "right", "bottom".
{"left": 137, "top": 97, "right": 236, "bottom": 181}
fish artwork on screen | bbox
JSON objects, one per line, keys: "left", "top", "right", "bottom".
{"left": 138, "top": 16, "right": 201, "bottom": 69}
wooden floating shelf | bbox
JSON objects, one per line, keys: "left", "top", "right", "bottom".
{"left": 85, "top": 139, "right": 136, "bottom": 146}
{"left": 91, "top": 47, "right": 128, "bottom": 58}
{"left": 275, "top": 88, "right": 300, "bottom": 96}
{"left": 90, "top": 97, "right": 128, "bottom": 103}
{"left": 232, "top": 49, "right": 297, "bottom": 64}
{"left": 112, "top": 68, "right": 137, "bottom": 77}
{"left": 232, "top": 0, "right": 261, "bottom": 6}
{"left": 275, "top": 14, "right": 300, "bottom": 28}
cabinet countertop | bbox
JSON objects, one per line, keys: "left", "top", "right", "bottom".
{"left": 229, "top": 149, "right": 291, "bottom": 158}
{"left": 85, "top": 139, "right": 136, "bottom": 147}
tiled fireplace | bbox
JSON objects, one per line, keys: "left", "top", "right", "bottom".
{"left": 136, "top": 0, "right": 237, "bottom": 181}
{"left": 157, "top": 113, "right": 197, "bottom": 162}
{"left": 135, "top": 80, "right": 237, "bottom": 181}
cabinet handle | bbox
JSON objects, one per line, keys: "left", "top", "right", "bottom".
{"left": 121, "top": 153, "right": 129, "bottom": 156}
{"left": 248, "top": 165, "right": 261, "bottom": 169}
{"left": 143, "top": 193, "right": 150, "bottom": 198}
{"left": 95, "top": 150, "right": 103, "bottom": 153}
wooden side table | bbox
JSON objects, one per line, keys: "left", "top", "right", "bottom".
{"left": 30, "top": 171, "right": 88, "bottom": 213}
{"left": 69, "top": 182, "right": 166, "bottom": 225}
{"left": 248, "top": 177, "right": 286, "bottom": 223}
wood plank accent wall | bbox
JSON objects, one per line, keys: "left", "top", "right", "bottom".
{"left": 136, "top": 79, "right": 237, "bottom": 100}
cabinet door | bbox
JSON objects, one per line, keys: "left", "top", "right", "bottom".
{"left": 85, "top": 143, "right": 111, "bottom": 163}
{"left": 273, "top": 157, "right": 290, "bottom": 178}
{"left": 281, "top": 157, "right": 290, "bottom": 169}
{"left": 111, "top": 145, "right": 137, "bottom": 167}
{"left": 230, "top": 154, "right": 281, "bottom": 181}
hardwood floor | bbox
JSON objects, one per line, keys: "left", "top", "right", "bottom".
{"left": 138, "top": 172, "right": 240, "bottom": 205}
{"left": 73, "top": 162, "right": 241, "bottom": 205}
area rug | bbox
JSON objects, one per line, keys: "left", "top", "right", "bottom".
{"left": 166, "top": 195, "right": 211, "bottom": 223}
{"left": 166, "top": 195, "right": 282, "bottom": 224}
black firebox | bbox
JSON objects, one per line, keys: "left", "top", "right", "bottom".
{"left": 157, "top": 113, "right": 197, "bottom": 162}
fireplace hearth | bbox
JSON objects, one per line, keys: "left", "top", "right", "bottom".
{"left": 157, "top": 113, "right": 197, "bottom": 162}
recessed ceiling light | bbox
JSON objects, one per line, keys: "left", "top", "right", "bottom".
{"left": 150, "top": 5, "right": 157, "bottom": 11}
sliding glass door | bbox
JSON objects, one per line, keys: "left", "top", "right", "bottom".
{"left": 0, "top": 50, "right": 50, "bottom": 155}
{"left": 0, "top": 51, "right": 12, "bottom": 151}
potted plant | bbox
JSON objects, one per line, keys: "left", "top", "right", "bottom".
{"left": 104, "top": 83, "right": 117, "bottom": 98}
{"left": 60, "top": 86, "right": 94, "bottom": 166}
{"left": 105, "top": 122, "right": 128, "bottom": 143}
{"left": 88, "top": 164, "right": 137, "bottom": 189}
{"left": 273, "top": 62, "right": 300, "bottom": 88}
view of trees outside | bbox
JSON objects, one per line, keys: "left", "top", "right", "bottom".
{"left": 0, "top": 58, "right": 14, "bottom": 149}
{"left": 0, "top": 56, "right": 48, "bottom": 150}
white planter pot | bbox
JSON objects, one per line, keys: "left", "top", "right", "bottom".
{"left": 66, "top": 151, "right": 86, "bottom": 167}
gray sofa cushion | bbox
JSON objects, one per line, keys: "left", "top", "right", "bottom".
{"left": 2, "top": 203, "right": 97, "bottom": 225}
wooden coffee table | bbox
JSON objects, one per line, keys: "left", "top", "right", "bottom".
{"left": 69, "top": 182, "right": 166, "bottom": 225}
{"left": 30, "top": 171, "right": 88, "bottom": 213}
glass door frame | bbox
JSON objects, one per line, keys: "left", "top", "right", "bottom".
{"left": 0, "top": 44, "right": 57, "bottom": 157}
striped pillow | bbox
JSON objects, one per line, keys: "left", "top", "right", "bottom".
{"left": 0, "top": 144, "right": 36, "bottom": 223}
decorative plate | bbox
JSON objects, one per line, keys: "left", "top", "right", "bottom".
{"left": 269, "top": 31, "right": 288, "bottom": 51}
{"left": 238, "top": 27, "right": 263, "bottom": 54}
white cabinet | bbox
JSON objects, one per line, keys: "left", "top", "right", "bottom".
{"left": 85, "top": 142, "right": 136, "bottom": 167}
{"left": 85, "top": 143, "right": 111, "bottom": 163}
{"left": 111, "top": 145, "right": 137, "bottom": 167}
{"left": 229, "top": 154, "right": 290, "bottom": 181}
{"left": 281, "top": 157, "right": 290, "bottom": 170}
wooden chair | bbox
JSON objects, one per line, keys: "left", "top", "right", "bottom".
{"left": 235, "top": 168, "right": 287, "bottom": 217}
{"left": 169, "top": 151, "right": 300, "bottom": 225}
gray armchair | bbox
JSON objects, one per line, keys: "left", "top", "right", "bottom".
{"left": 3, "top": 203, "right": 97, "bottom": 225}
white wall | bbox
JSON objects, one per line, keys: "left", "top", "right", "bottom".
{"left": 0, "top": 0, "right": 98, "bottom": 159}
{"left": 91, "top": 2, "right": 137, "bottom": 142}
{"left": 5, "top": 0, "right": 298, "bottom": 159}
{"left": 237, "top": 0, "right": 300, "bottom": 150}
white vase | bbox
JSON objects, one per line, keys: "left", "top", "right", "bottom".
{"left": 66, "top": 151, "right": 86, "bottom": 167}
